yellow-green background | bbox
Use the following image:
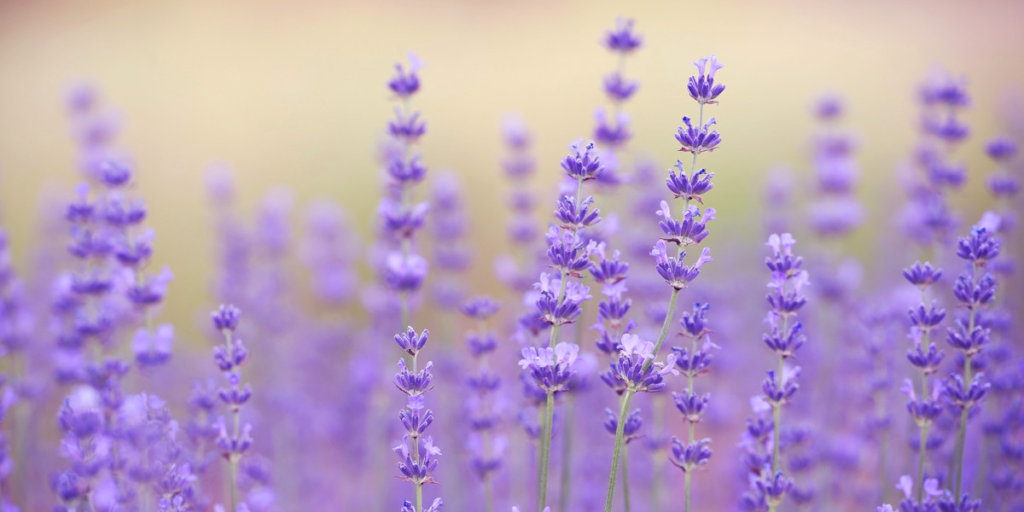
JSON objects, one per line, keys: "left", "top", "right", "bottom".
{"left": 1, "top": 0, "right": 1022, "bottom": 343}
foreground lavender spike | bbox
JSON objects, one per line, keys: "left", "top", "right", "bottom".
{"left": 742, "top": 233, "right": 810, "bottom": 512}
{"left": 395, "top": 326, "right": 442, "bottom": 512}
{"left": 945, "top": 223, "right": 998, "bottom": 505}
{"left": 602, "top": 54, "right": 723, "bottom": 512}
{"left": 670, "top": 302, "right": 716, "bottom": 512}
{"left": 525, "top": 139, "right": 603, "bottom": 511}
{"left": 211, "top": 304, "right": 253, "bottom": 512}
{"left": 901, "top": 261, "right": 945, "bottom": 506}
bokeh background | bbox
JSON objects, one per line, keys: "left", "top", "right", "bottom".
{"left": 2, "top": 0, "right": 1023, "bottom": 345}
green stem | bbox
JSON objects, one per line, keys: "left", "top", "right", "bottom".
{"left": 651, "top": 403, "right": 664, "bottom": 512}
{"left": 537, "top": 391, "right": 556, "bottom": 511}
{"left": 603, "top": 390, "right": 635, "bottom": 512}
{"left": 485, "top": 476, "right": 494, "bottom": 512}
{"left": 951, "top": 264, "right": 979, "bottom": 499}
{"left": 622, "top": 443, "right": 632, "bottom": 512}
{"left": 559, "top": 393, "right": 576, "bottom": 512}
{"left": 915, "top": 330, "right": 931, "bottom": 505}
{"left": 650, "top": 289, "right": 680, "bottom": 364}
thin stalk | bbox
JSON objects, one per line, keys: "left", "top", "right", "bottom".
{"left": 413, "top": 351, "right": 423, "bottom": 512}
{"left": 651, "top": 403, "right": 664, "bottom": 512}
{"left": 621, "top": 443, "right": 632, "bottom": 512}
{"left": 768, "top": 313, "right": 789, "bottom": 512}
{"left": 485, "top": 476, "right": 494, "bottom": 512}
{"left": 951, "top": 263, "right": 979, "bottom": 499}
{"left": 537, "top": 391, "right": 556, "bottom": 511}
{"left": 603, "top": 390, "right": 635, "bottom": 512}
{"left": 559, "top": 378, "right": 578, "bottom": 512}
{"left": 915, "top": 328, "right": 932, "bottom": 505}
{"left": 684, "top": 332, "right": 698, "bottom": 512}
{"left": 537, "top": 176, "right": 585, "bottom": 511}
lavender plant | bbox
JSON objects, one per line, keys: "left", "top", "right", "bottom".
{"left": 943, "top": 223, "right": 999, "bottom": 508}
{"left": 520, "top": 139, "right": 604, "bottom": 511}
{"left": 742, "top": 233, "right": 810, "bottom": 512}
{"left": 901, "top": 261, "right": 946, "bottom": 506}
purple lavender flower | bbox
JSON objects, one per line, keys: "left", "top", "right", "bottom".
{"left": 393, "top": 324, "right": 441, "bottom": 511}
{"left": 687, "top": 56, "right": 726, "bottom": 105}
{"left": 388, "top": 54, "right": 422, "bottom": 98}
{"left": 741, "top": 233, "right": 810, "bottom": 512}
{"left": 945, "top": 222, "right": 1001, "bottom": 501}
{"left": 209, "top": 305, "right": 254, "bottom": 511}
{"left": 603, "top": 18, "right": 642, "bottom": 53}
{"left": 675, "top": 116, "right": 722, "bottom": 154}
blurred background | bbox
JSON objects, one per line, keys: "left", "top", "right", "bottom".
{"left": 2, "top": 0, "right": 1023, "bottom": 343}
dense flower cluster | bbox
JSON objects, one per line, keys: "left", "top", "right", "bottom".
{"left": 742, "top": 233, "right": 810, "bottom": 512}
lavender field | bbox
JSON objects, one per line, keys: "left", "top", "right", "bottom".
{"left": 0, "top": 2, "right": 1023, "bottom": 512}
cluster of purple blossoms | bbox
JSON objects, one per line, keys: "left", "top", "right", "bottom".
{"left": 51, "top": 86, "right": 188, "bottom": 511}
{"left": 669, "top": 303, "right": 715, "bottom": 479}
{"left": 519, "top": 139, "right": 607, "bottom": 511}
{"left": 742, "top": 233, "right": 810, "bottom": 512}
{"left": 600, "top": 55, "right": 724, "bottom": 512}
{"left": 210, "top": 305, "right": 254, "bottom": 512}
{"left": 943, "top": 224, "right": 999, "bottom": 505}
{"left": 462, "top": 297, "right": 505, "bottom": 510}
{"left": 394, "top": 326, "right": 443, "bottom": 512}
{"left": 901, "top": 260, "right": 947, "bottom": 506}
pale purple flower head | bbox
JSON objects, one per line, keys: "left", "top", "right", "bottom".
{"left": 603, "top": 18, "right": 642, "bottom": 53}
{"left": 687, "top": 56, "right": 725, "bottom": 105}
{"left": 388, "top": 54, "right": 422, "bottom": 98}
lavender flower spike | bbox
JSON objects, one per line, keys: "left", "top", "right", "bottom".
{"left": 946, "top": 222, "right": 999, "bottom": 502}
{"left": 210, "top": 304, "right": 253, "bottom": 512}
{"left": 395, "top": 325, "right": 441, "bottom": 512}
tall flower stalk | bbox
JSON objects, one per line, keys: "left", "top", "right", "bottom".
{"left": 943, "top": 224, "right": 998, "bottom": 507}
{"left": 524, "top": 140, "right": 603, "bottom": 511}
{"left": 394, "top": 327, "right": 443, "bottom": 512}
{"left": 670, "top": 302, "right": 715, "bottom": 512}
{"left": 900, "top": 261, "right": 945, "bottom": 505}
{"left": 743, "top": 233, "right": 809, "bottom": 512}
{"left": 601, "top": 54, "right": 723, "bottom": 512}
{"left": 211, "top": 305, "right": 252, "bottom": 511}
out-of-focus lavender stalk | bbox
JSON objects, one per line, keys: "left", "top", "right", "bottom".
{"left": 462, "top": 297, "right": 503, "bottom": 512}
{"left": 0, "top": 225, "right": 24, "bottom": 510}
{"left": 211, "top": 305, "right": 253, "bottom": 512}
{"left": 496, "top": 115, "right": 540, "bottom": 295}
{"left": 381, "top": 54, "right": 430, "bottom": 329}
{"left": 900, "top": 72, "right": 970, "bottom": 256}
{"left": 900, "top": 261, "right": 945, "bottom": 505}
{"left": 593, "top": 18, "right": 641, "bottom": 180}
{"left": 945, "top": 223, "right": 999, "bottom": 506}
{"left": 431, "top": 173, "right": 471, "bottom": 318}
